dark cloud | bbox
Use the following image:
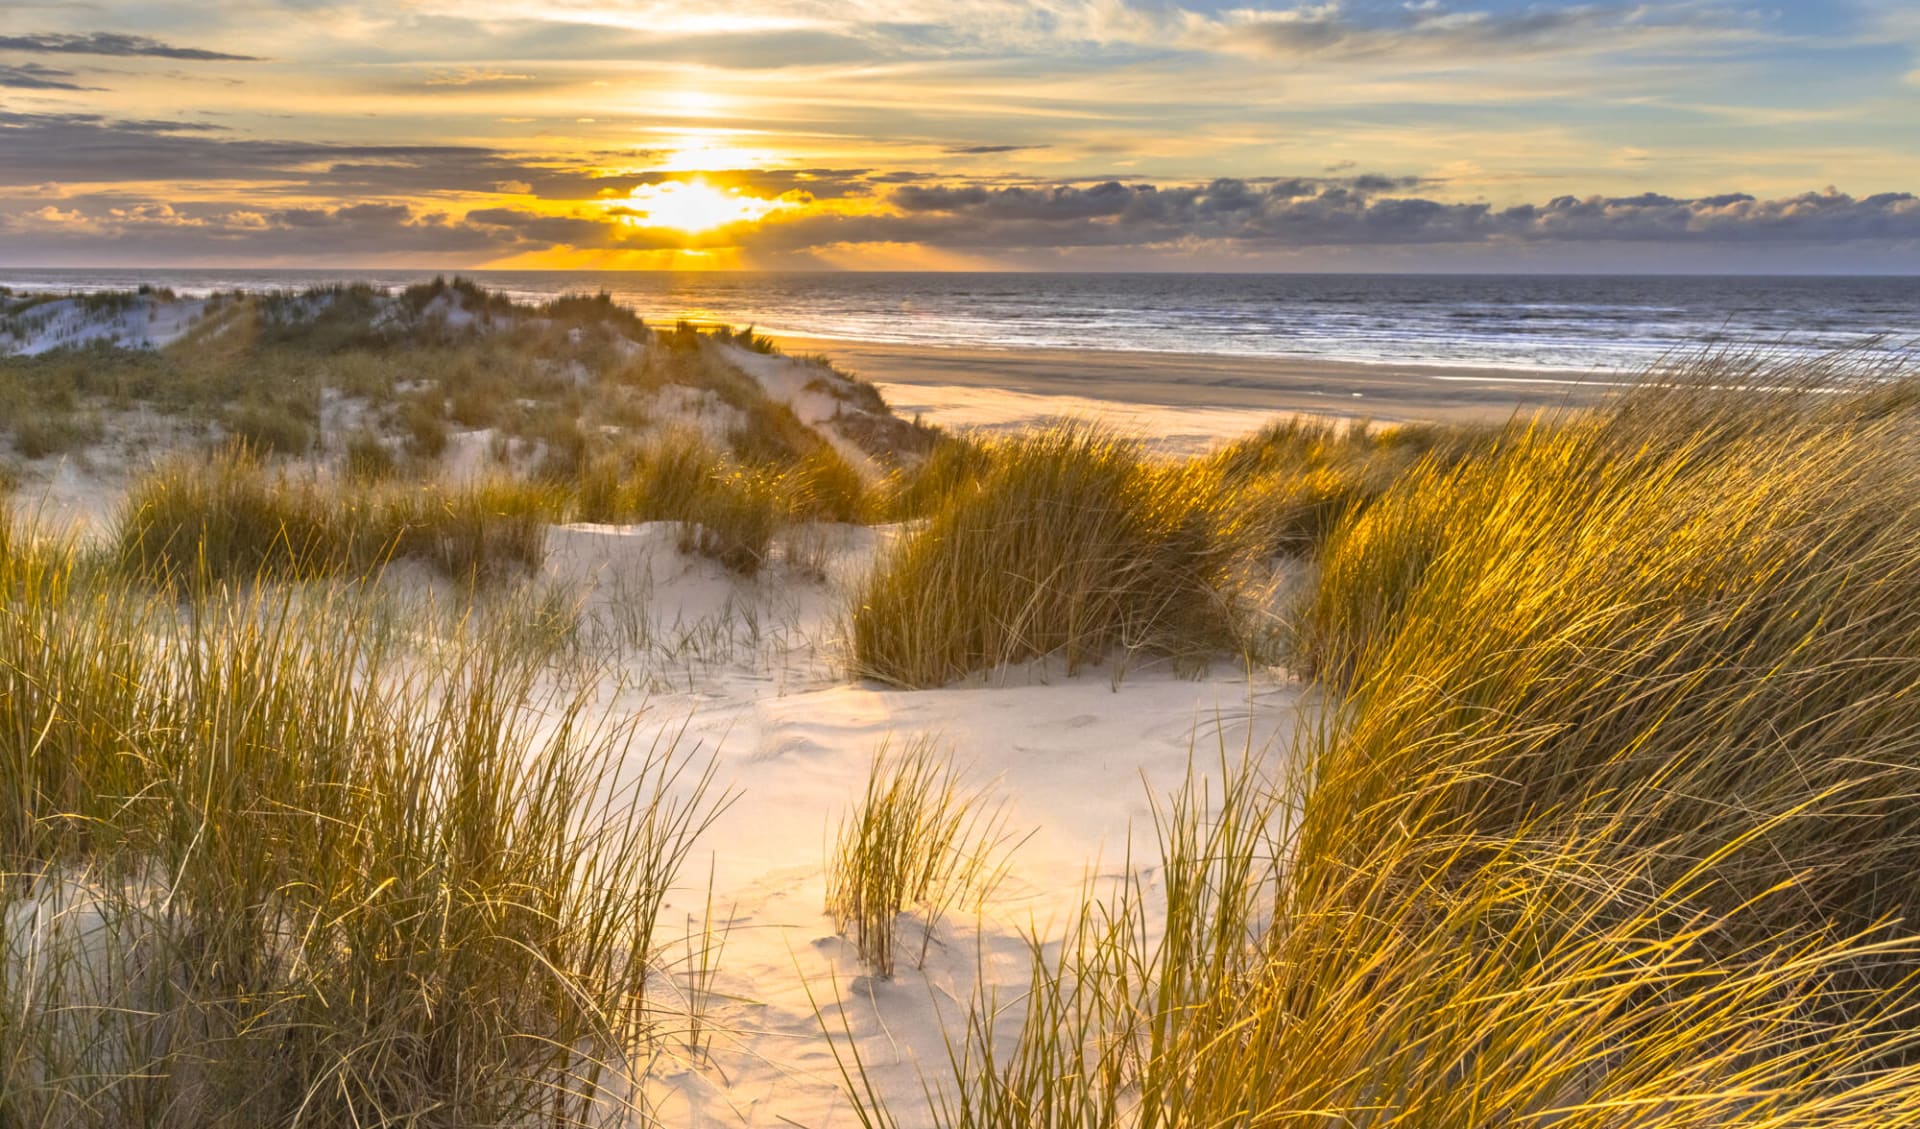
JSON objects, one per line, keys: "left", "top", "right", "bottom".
{"left": 520, "top": 166, "right": 888, "bottom": 202}
{"left": 764, "top": 180, "right": 1920, "bottom": 254}
{"left": 1231, "top": 4, "right": 1713, "bottom": 61}
{"left": 0, "top": 62, "right": 98, "bottom": 90}
{"left": 3, "top": 199, "right": 511, "bottom": 262}
{"left": 0, "top": 32, "right": 259, "bottom": 62}
{"left": 0, "top": 113, "right": 917, "bottom": 206}
{"left": 944, "top": 144, "right": 1045, "bottom": 155}
{"left": 0, "top": 111, "right": 543, "bottom": 196}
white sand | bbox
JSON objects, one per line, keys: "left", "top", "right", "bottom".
{"left": 0, "top": 294, "right": 208, "bottom": 356}
{"left": 535, "top": 522, "right": 1301, "bottom": 1125}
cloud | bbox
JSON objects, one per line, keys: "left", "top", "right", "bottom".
{"left": 1189, "top": 2, "right": 1751, "bottom": 62}
{"left": 0, "top": 31, "right": 260, "bottom": 62}
{"left": 0, "top": 111, "right": 549, "bottom": 197}
{"left": 424, "top": 68, "right": 534, "bottom": 86}
{"left": 768, "top": 178, "right": 1920, "bottom": 254}
{"left": 944, "top": 144, "right": 1046, "bottom": 155}
{"left": 0, "top": 62, "right": 98, "bottom": 90}
{"left": 1, "top": 199, "right": 509, "bottom": 261}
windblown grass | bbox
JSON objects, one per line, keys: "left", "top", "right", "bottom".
{"left": 825, "top": 736, "right": 1013, "bottom": 978}
{"left": 834, "top": 356, "right": 1920, "bottom": 1129}
{"left": 0, "top": 534, "right": 724, "bottom": 1125}
{"left": 782, "top": 444, "right": 870, "bottom": 524}
{"left": 1209, "top": 415, "right": 1483, "bottom": 557}
{"left": 1292, "top": 367, "right": 1920, "bottom": 980}
{"left": 675, "top": 464, "right": 783, "bottom": 575}
{"left": 851, "top": 424, "right": 1257, "bottom": 686}
{"left": 575, "top": 432, "right": 861, "bottom": 574}
{"left": 879, "top": 431, "right": 992, "bottom": 521}
{"left": 115, "top": 445, "right": 559, "bottom": 585}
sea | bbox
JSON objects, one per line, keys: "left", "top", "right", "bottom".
{"left": 2, "top": 270, "right": 1915, "bottom": 375}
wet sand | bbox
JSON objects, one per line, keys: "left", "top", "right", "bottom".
{"left": 773, "top": 334, "right": 1635, "bottom": 427}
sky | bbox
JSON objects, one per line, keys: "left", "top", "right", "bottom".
{"left": 1, "top": 0, "right": 1918, "bottom": 271}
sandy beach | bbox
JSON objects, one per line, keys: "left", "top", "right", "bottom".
{"left": 774, "top": 334, "right": 1635, "bottom": 439}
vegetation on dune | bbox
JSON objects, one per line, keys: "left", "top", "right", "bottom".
{"left": 825, "top": 736, "right": 1015, "bottom": 978}
{"left": 1293, "top": 371, "right": 1920, "bottom": 978}
{"left": 115, "top": 444, "right": 557, "bottom": 585}
{"left": 0, "top": 277, "right": 925, "bottom": 576}
{"left": 851, "top": 424, "right": 1262, "bottom": 687}
{"left": 878, "top": 430, "right": 993, "bottom": 521}
{"left": 834, "top": 359, "right": 1920, "bottom": 1129}
{"left": 12, "top": 282, "right": 1920, "bottom": 1128}
{"left": 1208, "top": 414, "right": 1489, "bottom": 557}
{"left": 0, "top": 524, "right": 723, "bottom": 1126}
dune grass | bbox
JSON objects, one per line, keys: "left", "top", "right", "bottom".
{"left": 115, "top": 444, "right": 559, "bottom": 585}
{"left": 0, "top": 524, "right": 724, "bottom": 1125}
{"left": 825, "top": 736, "right": 1014, "bottom": 978}
{"left": 851, "top": 424, "right": 1258, "bottom": 686}
{"left": 1290, "top": 370, "right": 1920, "bottom": 979}
{"left": 1207, "top": 415, "right": 1475, "bottom": 557}
{"left": 831, "top": 359, "right": 1920, "bottom": 1129}
{"left": 782, "top": 444, "right": 870, "bottom": 524}
{"left": 878, "top": 431, "right": 993, "bottom": 521}
{"left": 574, "top": 431, "right": 867, "bottom": 574}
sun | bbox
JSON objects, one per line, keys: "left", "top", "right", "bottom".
{"left": 614, "top": 179, "right": 789, "bottom": 234}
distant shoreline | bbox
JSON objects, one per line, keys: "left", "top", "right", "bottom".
{"left": 773, "top": 333, "right": 1628, "bottom": 427}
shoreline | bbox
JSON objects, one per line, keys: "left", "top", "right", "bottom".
{"left": 771, "top": 333, "right": 1633, "bottom": 429}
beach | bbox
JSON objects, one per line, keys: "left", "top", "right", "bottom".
{"left": 775, "top": 334, "right": 1629, "bottom": 443}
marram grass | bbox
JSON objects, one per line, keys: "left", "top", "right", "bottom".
{"left": 825, "top": 735, "right": 1015, "bottom": 978}
{"left": 850, "top": 424, "right": 1259, "bottom": 687}
{"left": 831, "top": 357, "right": 1920, "bottom": 1129}
{"left": 114, "top": 443, "right": 559, "bottom": 586}
{"left": 0, "top": 528, "right": 723, "bottom": 1126}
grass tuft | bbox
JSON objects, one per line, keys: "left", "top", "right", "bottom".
{"left": 851, "top": 424, "right": 1254, "bottom": 686}
{"left": 825, "top": 736, "right": 1013, "bottom": 978}
{"left": 0, "top": 556, "right": 723, "bottom": 1125}
{"left": 114, "top": 445, "right": 558, "bottom": 585}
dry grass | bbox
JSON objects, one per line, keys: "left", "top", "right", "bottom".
{"left": 832, "top": 355, "right": 1920, "bottom": 1129}
{"left": 850, "top": 424, "right": 1258, "bottom": 686}
{"left": 825, "top": 736, "right": 1015, "bottom": 978}
{"left": 115, "top": 444, "right": 560, "bottom": 585}
{"left": 0, "top": 526, "right": 725, "bottom": 1125}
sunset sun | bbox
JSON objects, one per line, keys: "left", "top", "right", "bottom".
{"left": 614, "top": 179, "right": 789, "bottom": 234}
